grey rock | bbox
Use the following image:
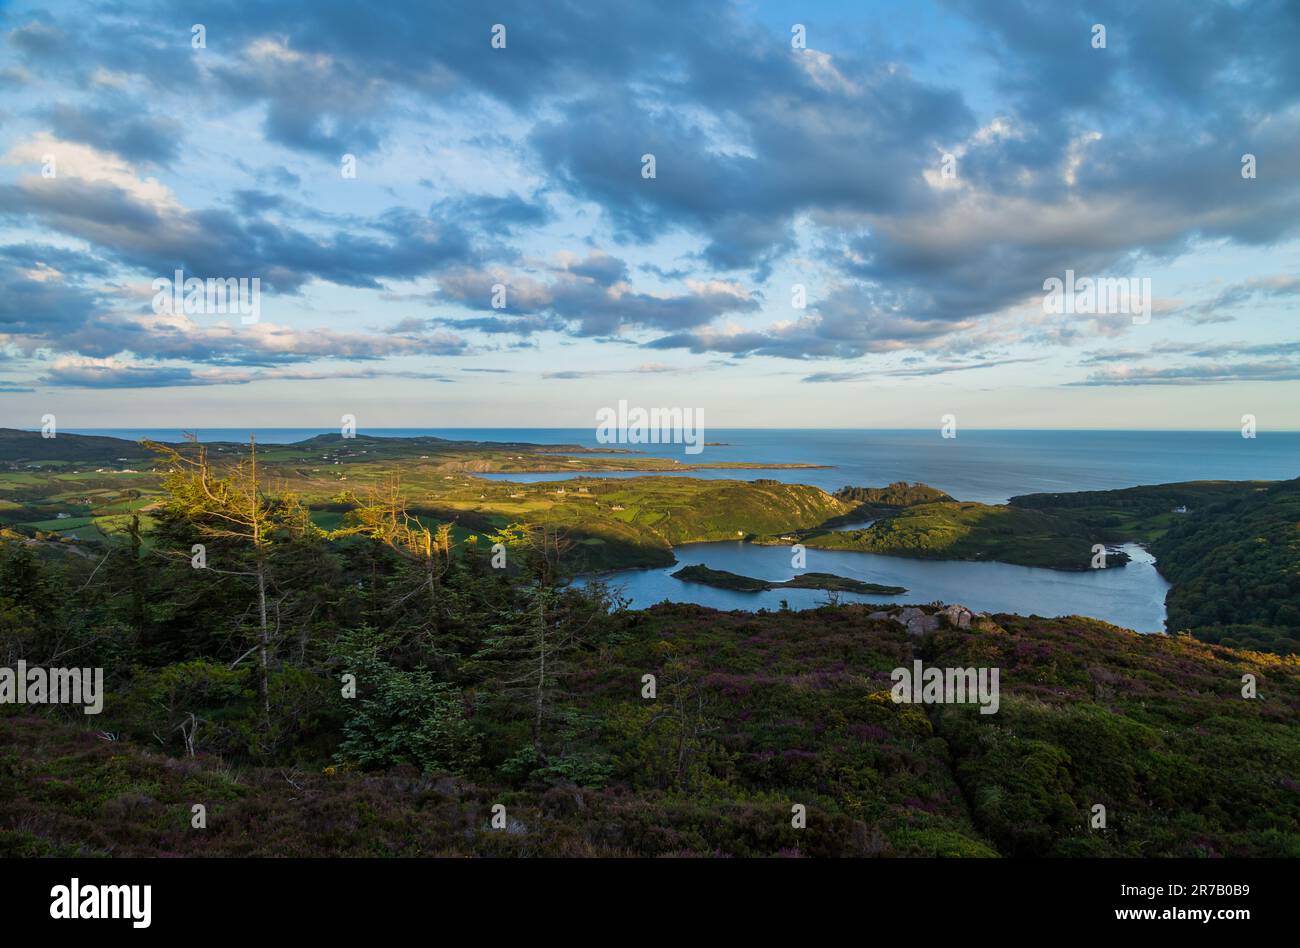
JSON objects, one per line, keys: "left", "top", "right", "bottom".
{"left": 938, "top": 603, "right": 973, "bottom": 629}
{"left": 908, "top": 614, "right": 940, "bottom": 635}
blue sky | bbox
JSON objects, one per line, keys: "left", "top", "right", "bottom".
{"left": 0, "top": 0, "right": 1298, "bottom": 429}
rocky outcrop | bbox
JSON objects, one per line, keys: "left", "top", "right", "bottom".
{"left": 892, "top": 606, "right": 940, "bottom": 636}
{"left": 937, "top": 603, "right": 974, "bottom": 629}
{"left": 874, "top": 602, "right": 982, "bottom": 635}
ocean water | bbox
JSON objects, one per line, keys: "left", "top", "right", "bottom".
{"left": 69, "top": 427, "right": 1300, "bottom": 504}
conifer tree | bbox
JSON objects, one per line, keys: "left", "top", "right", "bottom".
{"left": 147, "top": 435, "right": 314, "bottom": 732}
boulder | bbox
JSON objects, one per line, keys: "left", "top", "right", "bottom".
{"left": 892, "top": 606, "right": 939, "bottom": 636}
{"left": 938, "top": 604, "right": 973, "bottom": 629}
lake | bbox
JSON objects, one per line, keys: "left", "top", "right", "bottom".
{"left": 578, "top": 541, "right": 1171, "bottom": 632}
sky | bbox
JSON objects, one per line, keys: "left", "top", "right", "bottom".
{"left": 0, "top": 0, "right": 1298, "bottom": 430}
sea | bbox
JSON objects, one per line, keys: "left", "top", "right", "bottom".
{"left": 68, "top": 427, "right": 1300, "bottom": 505}
{"left": 67, "top": 428, "right": 1299, "bottom": 631}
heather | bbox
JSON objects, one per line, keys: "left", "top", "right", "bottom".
{"left": 3, "top": 602, "right": 1296, "bottom": 857}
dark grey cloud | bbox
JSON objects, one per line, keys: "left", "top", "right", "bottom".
{"left": 43, "top": 98, "right": 181, "bottom": 165}
{"left": 946, "top": 0, "right": 1300, "bottom": 122}
{"left": 36, "top": 362, "right": 457, "bottom": 389}
{"left": 432, "top": 253, "right": 759, "bottom": 337}
{"left": 646, "top": 283, "right": 977, "bottom": 360}
{"left": 51, "top": 301, "right": 473, "bottom": 365}
{"left": 529, "top": 68, "right": 968, "bottom": 274}
{"left": 434, "top": 194, "right": 550, "bottom": 235}
{"left": 5, "top": 13, "right": 200, "bottom": 90}
{"left": 154, "top": 0, "right": 725, "bottom": 121}
{"left": 207, "top": 38, "right": 386, "bottom": 157}
{"left": 0, "top": 244, "right": 113, "bottom": 336}
{"left": 0, "top": 178, "right": 477, "bottom": 295}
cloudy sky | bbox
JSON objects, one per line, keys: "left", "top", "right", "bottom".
{"left": 1, "top": 0, "right": 1298, "bottom": 429}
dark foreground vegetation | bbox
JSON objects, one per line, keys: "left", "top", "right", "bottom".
{"left": 2, "top": 604, "right": 1296, "bottom": 858}
{"left": 1, "top": 440, "right": 1297, "bottom": 857}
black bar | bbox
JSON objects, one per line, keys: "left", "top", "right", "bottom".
{"left": 1, "top": 857, "right": 1282, "bottom": 934}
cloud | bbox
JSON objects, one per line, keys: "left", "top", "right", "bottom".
{"left": 0, "top": 243, "right": 112, "bottom": 336}
{"left": 35, "top": 356, "right": 457, "bottom": 389}
{"left": 2, "top": 0, "right": 1299, "bottom": 385}
{"left": 0, "top": 137, "right": 479, "bottom": 298}
{"left": 801, "top": 356, "right": 1040, "bottom": 382}
{"left": 1073, "top": 360, "right": 1300, "bottom": 386}
{"left": 432, "top": 253, "right": 761, "bottom": 336}
{"left": 39, "top": 301, "right": 470, "bottom": 365}
{"left": 1184, "top": 274, "right": 1300, "bottom": 322}
{"left": 541, "top": 362, "right": 679, "bottom": 380}
{"left": 647, "top": 283, "right": 981, "bottom": 360}
{"left": 1074, "top": 338, "right": 1300, "bottom": 386}
{"left": 210, "top": 37, "right": 387, "bottom": 156}
{"left": 42, "top": 97, "right": 182, "bottom": 165}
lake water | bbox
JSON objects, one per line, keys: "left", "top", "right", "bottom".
{"left": 577, "top": 541, "right": 1171, "bottom": 632}
{"left": 67, "top": 427, "right": 1295, "bottom": 631}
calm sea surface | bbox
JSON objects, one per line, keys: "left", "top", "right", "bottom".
{"left": 70, "top": 428, "right": 1299, "bottom": 505}
{"left": 70, "top": 428, "right": 1297, "bottom": 630}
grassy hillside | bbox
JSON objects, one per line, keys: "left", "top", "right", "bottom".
{"left": 779, "top": 500, "right": 1128, "bottom": 571}
{"left": 1150, "top": 479, "right": 1300, "bottom": 653}
{"left": 1010, "top": 480, "right": 1272, "bottom": 543}
{"left": 337, "top": 475, "right": 852, "bottom": 573}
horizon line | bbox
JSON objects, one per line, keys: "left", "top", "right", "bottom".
{"left": 22, "top": 425, "right": 1300, "bottom": 434}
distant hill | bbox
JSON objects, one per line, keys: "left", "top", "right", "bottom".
{"left": 0, "top": 428, "right": 153, "bottom": 464}
{"left": 0, "top": 428, "right": 610, "bottom": 464}
{"left": 833, "top": 481, "right": 954, "bottom": 508}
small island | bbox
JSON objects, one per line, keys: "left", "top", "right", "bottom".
{"left": 671, "top": 564, "right": 906, "bottom": 595}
